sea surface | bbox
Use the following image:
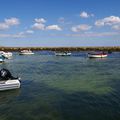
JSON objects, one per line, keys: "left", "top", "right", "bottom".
{"left": 0, "top": 51, "right": 120, "bottom": 120}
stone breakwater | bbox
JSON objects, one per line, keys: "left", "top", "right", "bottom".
{"left": 0, "top": 46, "right": 120, "bottom": 52}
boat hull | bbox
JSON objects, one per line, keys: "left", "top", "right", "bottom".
{"left": 0, "top": 79, "right": 20, "bottom": 91}
{"left": 19, "top": 52, "right": 34, "bottom": 55}
{"left": 88, "top": 54, "right": 107, "bottom": 58}
{"left": 55, "top": 52, "right": 71, "bottom": 56}
{"left": 0, "top": 55, "right": 5, "bottom": 62}
{"left": 0, "top": 59, "right": 5, "bottom": 63}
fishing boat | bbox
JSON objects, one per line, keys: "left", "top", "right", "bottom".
{"left": 0, "top": 55, "right": 5, "bottom": 63}
{"left": 19, "top": 50, "right": 34, "bottom": 55}
{"left": 0, "top": 51, "right": 12, "bottom": 59}
{"left": 0, "top": 68, "right": 20, "bottom": 91}
{"left": 88, "top": 52, "right": 108, "bottom": 58}
{"left": 55, "top": 52, "right": 71, "bottom": 56}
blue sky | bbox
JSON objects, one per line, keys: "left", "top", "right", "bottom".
{"left": 0, "top": 0, "right": 120, "bottom": 47}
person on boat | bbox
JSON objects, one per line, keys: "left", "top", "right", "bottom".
{"left": 0, "top": 68, "right": 18, "bottom": 80}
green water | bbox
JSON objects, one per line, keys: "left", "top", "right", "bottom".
{"left": 0, "top": 51, "right": 120, "bottom": 120}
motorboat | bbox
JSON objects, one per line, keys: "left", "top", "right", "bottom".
{"left": 19, "top": 50, "right": 34, "bottom": 55}
{"left": 0, "top": 68, "right": 20, "bottom": 91}
{"left": 88, "top": 52, "right": 108, "bottom": 58}
{"left": 0, "top": 51, "right": 12, "bottom": 59}
{"left": 0, "top": 55, "right": 5, "bottom": 63}
{"left": 55, "top": 52, "right": 71, "bottom": 56}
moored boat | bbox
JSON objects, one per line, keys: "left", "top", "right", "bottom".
{"left": 55, "top": 52, "right": 71, "bottom": 56}
{"left": 19, "top": 50, "right": 34, "bottom": 55}
{"left": 0, "top": 68, "right": 20, "bottom": 91}
{"left": 88, "top": 52, "right": 108, "bottom": 58}
{"left": 0, "top": 55, "right": 5, "bottom": 63}
{"left": 0, "top": 51, "right": 12, "bottom": 59}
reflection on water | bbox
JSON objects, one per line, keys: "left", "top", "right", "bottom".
{"left": 0, "top": 90, "right": 20, "bottom": 104}
{"left": 0, "top": 51, "right": 120, "bottom": 120}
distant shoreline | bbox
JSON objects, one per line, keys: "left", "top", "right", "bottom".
{"left": 0, "top": 46, "right": 120, "bottom": 52}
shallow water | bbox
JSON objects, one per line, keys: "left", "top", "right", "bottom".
{"left": 0, "top": 51, "right": 120, "bottom": 120}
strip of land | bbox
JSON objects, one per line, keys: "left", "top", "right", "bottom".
{"left": 0, "top": 46, "right": 120, "bottom": 52}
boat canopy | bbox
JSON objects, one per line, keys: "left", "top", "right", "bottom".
{"left": 0, "top": 68, "right": 17, "bottom": 80}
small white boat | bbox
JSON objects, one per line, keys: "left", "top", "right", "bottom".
{"left": 88, "top": 52, "right": 108, "bottom": 58}
{"left": 0, "top": 68, "right": 20, "bottom": 91}
{"left": 0, "top": 51, "right": 12, "bottom": 59}
{"left": 0, "top": 55, "right": 5, "bottom": 63}
{"left": 0, "top": 58, "right": 4, "bottom": 63}
{"left": 55, "top": 52, "right": 71, "bottom": 56}
{"left": 19, "top": 50, "right": 34, "bottom": 55}
{"left": 0, "top": 79, "right": 20, "bottom": 91}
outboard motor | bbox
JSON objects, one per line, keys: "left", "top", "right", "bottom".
{"left": 0, "top": 68, "right": 17, "bottom": 80}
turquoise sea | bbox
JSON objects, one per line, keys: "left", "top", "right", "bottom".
{"left": 0, "top": 51, "right": 120, "bottom": 120}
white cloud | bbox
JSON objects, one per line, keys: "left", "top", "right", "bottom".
{"left": 5, "top": 18, "right": 20, "bottom": 26}
{"left": 32, "top": 23, "right": 45, "bottom": 30}
{"left": 32, "top": 18, "right": 62, "bottom": 31}
{"left": 35, "top": 18, "right": 46, "bottom": 23}
{"left": 80, "top": 11, "right": 89, "bottom": 18}
{"left": 0, "top": 34, "right": 10, "bottom": 37}
{"left": 0, "top": 33, "right": 25, "bottom": 38}
{"left": 80, "top": 11, "right": 94, "bottom": 18}
{"left": 71, "top": 24, "right": 92, "bottom": 32}
{"left": 32, "top": 18, "right": 46, "bottom": 30}
{"left": 0, "top": 17, "right": 20, "bottom": 30}
{"left": 0, "top": 23, "right": 9, "bottom": 30}
{"left": 26, "top": 30, "right": 34, "bottom": 34}
{"left": 95, "top": 20, "right": 104, "bottom": 27}
{"left": 0, "top": 30, "right": 34, "bottom": 38}
{"left": 46, "top": 25, "right": 62, "bottom": 31}
{"left": 112, "top": 25, "right": 120, "bottom": 30}
{"left": 95, "top": 16, "right": 120, "bottom": 27}
{"left": 75, "top": 32, "right": 118, "bottom": 37}
{"left": 51, "top": 32, "right": 120, "bottom": 37}
{"left": 83, "top": 32, "right": 119, "bottom": 37}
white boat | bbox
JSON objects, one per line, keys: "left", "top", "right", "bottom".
{"left": 0, "top": 55, "right": 5, "bottom": 63}
{"left": 0, "top": 51, "right": 12, "bottom": 59}
{"left": 0, "top": 58, "right": 4, "bottom": 63}
{"left": 88, "top": 52, "right": 108, "bottom": 58}
{"left": 0, "top": 79, "right": 20, "bottom": 91}
{"left": 19, "top": 50, "right": 34, "bottom": 55}
{"left": 0, "top": 68, "right": 21, "bottom": 91}
{"left": 55, "top": 52, "right": 71, "bottom": 56}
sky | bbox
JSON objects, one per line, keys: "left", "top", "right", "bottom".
{"left": 0, "top": 0, "right": 120, "bottom": 47}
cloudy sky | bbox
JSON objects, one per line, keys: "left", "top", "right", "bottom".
{"left": 0, "top": 0, "right": 120, "bottom": 47}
